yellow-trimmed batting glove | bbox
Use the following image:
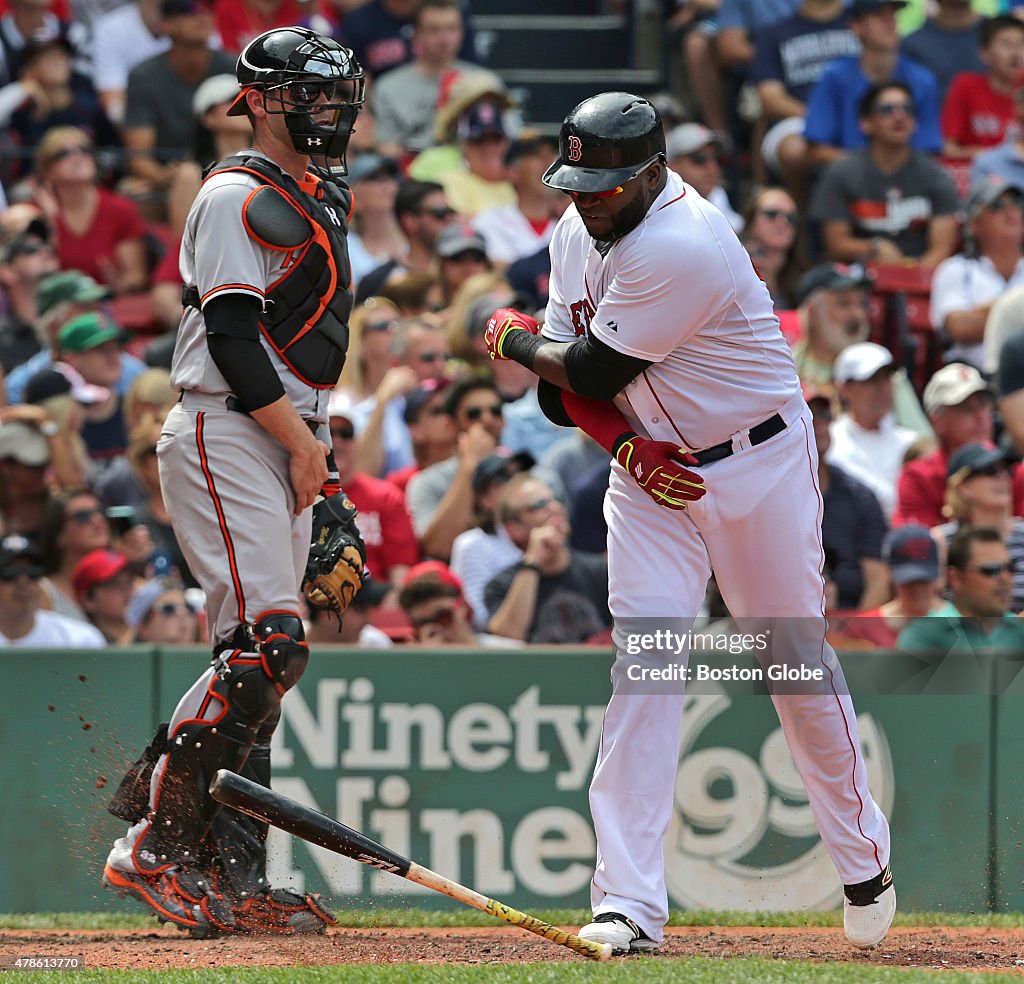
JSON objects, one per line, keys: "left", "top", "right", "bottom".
{"left": 614, "top": 433, "right": 706, "bottom": 510}
{"left": 485, "top": 307, "right": 540, "bottom": 361}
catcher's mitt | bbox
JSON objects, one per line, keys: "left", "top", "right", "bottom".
{"left": 302, "top": 492, "right": 367, "bottom": 616}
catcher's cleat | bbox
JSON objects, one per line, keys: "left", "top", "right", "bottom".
{"left": 578, "top": 912, "right": 660, "bottom": 955}
{"left": 230, "top": 887, "right": 337, "bottom": 934}
{"left": 844, "top": 865, "right": 896, "bottom": 948}
{"left": 103, "top": 863, "right": 234, "bottom": 937}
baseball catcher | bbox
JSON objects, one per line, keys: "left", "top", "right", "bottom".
{"left": 102, "top": 27, "right": 368, "bottom": 937}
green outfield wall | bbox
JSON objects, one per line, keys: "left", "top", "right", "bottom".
{"left": 1, "top": 647, "right": 1018, "bottom": 914}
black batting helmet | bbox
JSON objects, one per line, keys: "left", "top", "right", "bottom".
{"left": 228, "top": 27, "right": 364, "bottom": 169}
{"left": 542, "top": 91, "right": 666, "bottom": 194}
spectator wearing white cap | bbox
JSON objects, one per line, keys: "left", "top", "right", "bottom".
{"left": 0, "top": 534, "right": 105, "bottom": 647}
{"left": 0, "top": 419, "right": 53, "bottom": 538}
{"left": 435, "top": 224, "right": 491, "bottom": 307}
{"left": 666, "top": 123, "right": 743, "bottom": 231}
{"left": 127, "top": 575, "right": 203, "bottom": 643}
{"left": 828, "top": 341, "right": 919, "bottom": 516}
{"left": 930, "top": 177, "right": 1024, "bottom": 372}
{"left": 895, "top": 362, "right": 1024, "bottom": 526}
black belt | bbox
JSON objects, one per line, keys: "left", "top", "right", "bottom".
{"left": 691, "top": 413, "right": 786, "bottom": 466}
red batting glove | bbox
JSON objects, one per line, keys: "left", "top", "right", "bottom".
{"left": 485, "top": 307, "right": 540, "bottom": 361}
{"left": 614, "top": 434, "right": 706, "bottom": 510}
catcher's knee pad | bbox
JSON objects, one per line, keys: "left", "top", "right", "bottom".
{"left": 254, "top": 612, "right": 309, "bottom": 694}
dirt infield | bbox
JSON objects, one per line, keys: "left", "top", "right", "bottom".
{"left": 3, "top": 925, "right": 1024, "bottom": 972}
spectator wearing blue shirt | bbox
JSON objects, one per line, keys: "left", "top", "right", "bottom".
{"left": 804, "top": 0, "right": 942, "bottom": 167}
{"left": 901, "top": 0, "right": 985, "bottom": 101}
{"left": 337, "top": 0, "right": 478, "bottom": 79}
{"left": 751, "top": 0, "right": 860, "bottom": 191}
{"left": 972, "top": 86, "right": 1024, "bottom": 189}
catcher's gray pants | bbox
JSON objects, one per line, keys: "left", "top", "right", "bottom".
{"left": 159, "top": 400, "right": 313, "bottom": 644}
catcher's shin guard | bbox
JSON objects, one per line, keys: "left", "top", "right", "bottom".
{"left": 131, "top": 614, "right": 309, "bottom": 876}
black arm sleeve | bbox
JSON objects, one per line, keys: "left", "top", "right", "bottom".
{"left": 563, "top": 334, "right": 653, "bottom": 400}
{"left": 537, "top": 379, "right": 576, "bottom": 427}
{"left": 204, "top": 293, "right": 285, "bottom": 413}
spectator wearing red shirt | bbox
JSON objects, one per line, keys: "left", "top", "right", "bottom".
{"left": 942, "top": 15, "right": 1024, "bottom": 159}
{"left": 33, "top": 126, "right": 148, "bottom": 293}
{"left": 214, "top": 0, "right": 308, "bottom": 54}
{"left": 895, "top": 362, "right": 1024, "bottom": 525}
{"left": 329, "top": 392, "right": 420, "bottom": 589}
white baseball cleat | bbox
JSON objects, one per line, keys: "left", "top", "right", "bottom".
{"left": 843, "top": 865, "right": 896, "bottom": 948}
{"left": 577, "top": 912, "right": 660, "bottom": 955}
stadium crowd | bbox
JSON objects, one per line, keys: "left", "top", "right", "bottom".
{"left": 1, "top": 0, "right": 1023, "bottom": 653}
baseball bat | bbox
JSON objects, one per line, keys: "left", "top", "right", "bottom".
{"left": 209, "top": 769, "right": 612, "bottom": 962}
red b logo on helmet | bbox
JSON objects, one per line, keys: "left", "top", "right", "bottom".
{"left": 567, "top": 135, "right": 582, "bottom": 162}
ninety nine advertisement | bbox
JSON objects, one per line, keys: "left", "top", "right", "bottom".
{"left": 4, "top": 647, "right": 1023, "bottom": 913}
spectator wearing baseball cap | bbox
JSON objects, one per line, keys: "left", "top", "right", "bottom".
{"left": 833, "top": 524, "right": 944, "bottom": 649}
{"left": 895, "top": 363, "right": 1024, "bottom": 526}
{"left": 410, "top": 69, "right": 517, "bottom": 216}
{"left": 666, "top": 123, "right": 742, "bottom": 232}
{"left": 828, "top": 342, "right": 918, "bottom": 516}
{"left": 472, "top": 134, "right": 560, "bottom": 266}
{"left": 0, "top": 214, "right": 58, "bottom": 374}
{"left": 126, "top": 576, "right": 203, "bottom": 644}
{"left": 0, "top": 419, "right": 55, "bottom": 538}
{"left": 930, "top": 177, "right": 1024, "bottom": 373}
{"left": 345, "top": 154, "right": 406, "bottom": 286}
{"left": 933, "top": 443, "right": 1024, "bottom": 612}
{"left": 449, "top": 449, "right": 531, "bottom": 629}
{"left": 0, "top": 533, "right": 105, "bottom": 647}
{"left": 436, "top": 225, "right": 491, "bottom": 306}
{"left": 55, "top": 313, "right": 134, "bottom": 464}
{"left": 72, "top": 547, "right": 134, "bottom": 643}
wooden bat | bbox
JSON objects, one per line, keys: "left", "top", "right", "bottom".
{"left": 209, "top": 769, "right": 612, "bottom": 961}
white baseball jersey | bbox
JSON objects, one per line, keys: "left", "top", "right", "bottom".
{"left": 170, "top": 149, "right": 333, "bottom": 424}
{"left": 543, "top": 169, "right": 799, "bottom": 451}
{"left": 542, "top": 169, "right": 891, "bottom": 940}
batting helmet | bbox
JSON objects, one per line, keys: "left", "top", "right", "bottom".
{"left": 228, "top": 27, "right": 364, "bottom": 170}
{"left": 542, "top": 92, "right": 666, "bottom": 194}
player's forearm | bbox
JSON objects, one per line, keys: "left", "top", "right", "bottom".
{"left": 250, "top": 396, "right": 322, "bottom": 455}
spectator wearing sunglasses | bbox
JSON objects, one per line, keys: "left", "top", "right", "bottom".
{"left": 384, "top": 378, "right": 456, "bottom": 492}
{"left": 739, "top": 186, "right": 806, "bottom": 309}
{"left": 898, "top": 525, "right": 1024, "bottom": 653}
{"left": 810, "top": 81, "right": 959, "bottom": 267}
{"left": 933, "top": 444, "right": 1024, "bottom": 612}
{"left": 36, "top": 487, "right": 129, "bottom": 619}
{"left": 665, "top": 123, "right": 742, "bottom": 232}
{"left": 126, "top": 576, "right": 203, "bottom": 643}
{"left": 803, "top": 0, "right": 942, "bottom": 167}
{"left": 406, "top": 376, "right": 504, "bottom": 561}
{"left": 435, "top": 224, "right": 491, "bottom": 307}
{"left": 484, "top": 474, "right": 611, "bottom": 644}
{"left": 0, "top": 534, "right": 104, "bottom": 646}
{"left": 32, "top": 127, "right": 148, "bottom": 294}
{"left": 0, "top": 215, "right": 59, "bottom": 374}
{"left": 356, "top": 180, "right": 457, "bottom": 304}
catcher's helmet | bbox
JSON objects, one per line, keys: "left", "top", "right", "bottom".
{"left": 228, "top": 27, "right": 364, "bottom": 170}
{"left": 542, "top": 91, "right": 665, "bottom": 194}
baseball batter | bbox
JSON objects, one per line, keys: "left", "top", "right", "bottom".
{"left": 101, "top": 27, "right": 366, "bottom": 936}
{"left": 485, "top": 92, "right": 894, "bottom": 954}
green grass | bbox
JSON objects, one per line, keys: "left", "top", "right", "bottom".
{"left": 9, "top": 960, "right": 1023, "bottom": 984}
{"left": 2, "top": 908, "right": 1023, "bottom": 931}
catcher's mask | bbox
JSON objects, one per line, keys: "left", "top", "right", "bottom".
{"left": 542, "top": 91, "right": 665, "bottom": 195}
{"left": 228, "top": 27, "right": 364, "bottom": 171}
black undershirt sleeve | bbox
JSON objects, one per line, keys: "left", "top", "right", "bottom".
{"left": 204, "top": 293, "right": 285, "bottom": 413}
{"left": 563, "top": 333, "right": 652, "bottom": 400}
{"left": 537, "top": 379, "right": 576, "bottom": 427}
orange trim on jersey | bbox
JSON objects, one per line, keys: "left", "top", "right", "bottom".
{"left": 299, "top": 171, "right": 321, "bottom": 196}
{"left": 640, "top": 370, "right": 697, "bottom": 450}
{"left": 347, "top": 185, "right": 356, "bottom": 222}
{"left": 658, "top": 191, "right": 687, "bottom": 210}
{"left": 195, "top": 412, "right": 247, "bottom": 625}
{"left": 200, "top": 283, "right": 264, "bottom": 304}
